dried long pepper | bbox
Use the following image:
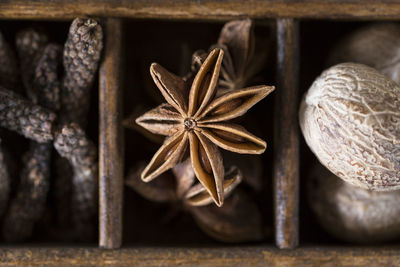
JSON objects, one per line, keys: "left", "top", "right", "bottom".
{"left": 3, "top": 44, "right": 61, "bottom": 242}
{"left": 53, "top": 123, "right": 98, "bottom": 240}
{"left": 0, "top": 87, "right": 56, "bottom": 142}
{"left": 54, "top": 18, "right": 102, "bottom": 238}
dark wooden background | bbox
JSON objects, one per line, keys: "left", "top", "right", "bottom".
{"left": 0, "top": 1, "right": 400, "bottom": 266}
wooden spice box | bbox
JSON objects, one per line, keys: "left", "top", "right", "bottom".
{"left": 1, "top": 1, "right": 400, "bottom": 266}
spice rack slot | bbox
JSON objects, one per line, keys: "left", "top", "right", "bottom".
{"left": 1, "top": 1, "right": 400, "bottom": 266}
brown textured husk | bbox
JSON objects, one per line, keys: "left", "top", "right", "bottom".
{"left": 0, "top": 87, "right": 56, "bottom": 142}
{"left": 53, "top": 123, "right": 98, "bottom": 240}
{"left": 308, "top": 164, "right": 400, "bottom": 244}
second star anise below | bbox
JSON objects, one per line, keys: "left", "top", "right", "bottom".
{"left": 131, "top": 48, "right": 274, "bottom": 206}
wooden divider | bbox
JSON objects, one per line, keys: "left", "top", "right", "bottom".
{"left": 1, "top": 0, "right": 400, "bottom": 19}
{"left": 273, "top": 18, "right": 300, "bottom": 249}
{"left": 1, "top": 247, "right": 400, "bottom": 265}
{"left": 99, "top": 18, "right": 124, "bottom": 249}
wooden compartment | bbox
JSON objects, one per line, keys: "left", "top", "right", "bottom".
{"left": 121, "top": 19, "right": 275, "bottom": 246}
{"left": 1, "top": 1, "right": 400, "bottom": 266}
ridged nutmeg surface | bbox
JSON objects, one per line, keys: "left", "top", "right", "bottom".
{"left": 308, "top": 164, "right": 400, "bottom": 243}
{"left": 299, "top": 63, "right": 400, "bottom": 190}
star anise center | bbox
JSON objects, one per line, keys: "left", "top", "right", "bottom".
{"left": 184, "top": 118, "right": 197, "bottom": 131}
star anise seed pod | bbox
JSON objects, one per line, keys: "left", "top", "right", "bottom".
{"left": 216, "top": 19, "right": 255, "bottom": 92}
{"left": 189, "top": 189, "right": 264, "bottom": 243}
{"left": 134, "top": 48, "right": 274, "bottom": 206}
{"left": 126, "top": 161, "right": 242, "bottom": 207}
{"left": 184, "top": 166, "right": 242, "bottom": 207}
{"left": 191, "top": 19, "right": 268, "bottom": 95}
{"left": 125, "top": 163, "right": 264, "bottom": 243}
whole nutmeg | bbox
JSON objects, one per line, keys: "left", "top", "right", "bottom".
{"left": 328, "top": 23, "right": 400, "bottom": 84}
{"left": 308, "top": 164, "right": 400, "bottom": 243}
{"left": 299, "top": 63, "right": 400, "bottom": 190}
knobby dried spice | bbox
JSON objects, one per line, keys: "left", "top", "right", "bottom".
{"left": 3, "top": 142, "right": 52, "bottom": 242}
{"left": 32, "top": 44, "right": 62, "bottom": 111}
{"left": 54, "top": 17, "right": 102, "bottom": 235}
{"left": 0, "top": 18, "right": 102, "bottom": 242}
{"left": 60, "top": 17, "right": 103, "bottom": 126}
{"left": 2, "top": 43, "right": 62, "bottom": 242}
{"left": 0, "top": 87, "right": 56, "bottom": 143}
{"left": 129, "top": 48, "right": 273, "bottom": 206}
{"left": 16, "top": 28, "right": 49, "bottom": 100}
{"left": 53, "top": 123, "right": 98, "bottom": 240}
{"left": 0, "top": 31, "right": 17, "bottom": 218}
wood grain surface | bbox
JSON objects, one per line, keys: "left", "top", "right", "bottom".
{"left": 274, "top": 18, "right": 300, "bottom": 249}
{"left": 0, "top": 246, "right": 400, "bottom": 266}
{"left": 1, "top": 0, "right": 400, "bottom": 20}
{"left": 99, "top": 18, "right": 124, "bottom": 249}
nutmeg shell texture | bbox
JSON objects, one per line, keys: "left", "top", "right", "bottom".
{"left": 299, "top": 63, "right": 400, "bottom": 191}
{"left": 328, "top": 23, "right": 400, "bottom": 84}
{"left": 308, "top": 164, "right": 400, "bottom": 244}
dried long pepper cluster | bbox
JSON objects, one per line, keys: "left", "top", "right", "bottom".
{"left": 53, "top": 123, "right": 98, "bottom": 239}
{"left": 3, "top": 43, "right": 62, "bottom": 242}
{"left": 0, "top": 18, "right": 102, "bottom": 242}
{"left": 54, "top": 18, "right": 102, "bottom": 237}
{"left": 0, "top": 31, "right": 18, "bottom": 219}
{"left": 3, "top": 142, "right": 52, "bottom": 242}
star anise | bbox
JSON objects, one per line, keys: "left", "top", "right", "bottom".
{"left": 125, "top": 161, "right": 265, "bottom": 243}
{"left": 216, "top": 18, "right": 256, "bottom": 92}
{"left": 191, "top": 19, "right": 268, "bottom": 94}
{"left": 126, "top": 160, "right": 243, "bottom": 207}
{"left": 134, "top": 48, "right": 274, "bottom": 206}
